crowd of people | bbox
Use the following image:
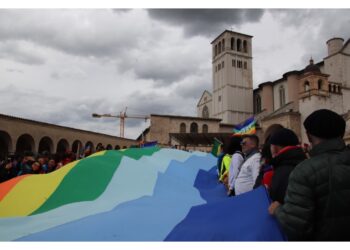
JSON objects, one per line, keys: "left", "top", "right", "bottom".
{"left": 217, "top": 109, "right": 350, "bottom": 241}
{"left": 0, "top": 147, "right": 96, "bottom": 183}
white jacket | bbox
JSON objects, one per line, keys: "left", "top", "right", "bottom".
{"left": 234, "top": 151, "right": 261, "bottom": 195}
{"left": 228, "top": 152, "right": 244, "bottom": 190}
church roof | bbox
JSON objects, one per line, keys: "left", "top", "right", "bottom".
{"left": 196, "top": 90, "right": 212, "bottom": 107}
{"left": 255, "top": 61, "right": 324, "bottom": 91}
{"left": 304, "top": 58, "right": 321, "bottom": 74}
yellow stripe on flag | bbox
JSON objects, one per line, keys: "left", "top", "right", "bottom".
{"left": 0, "top": 161, "right": 78, "bottom": 218}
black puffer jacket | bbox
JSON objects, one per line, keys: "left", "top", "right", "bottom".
{"left": 269, "top": 146, "right": 307, "bottom": 204}
{"left": 275, "top": 138, "right": 350, "bottom": 241}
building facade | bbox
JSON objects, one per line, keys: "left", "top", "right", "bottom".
{"left": 0, "top": 113, "right": 136, "bottom": 159}
{"left": 254, "top": 38, "right": 350, "bottom": 144}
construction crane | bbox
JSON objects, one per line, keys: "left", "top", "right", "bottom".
{"left": 92, "top": 107, "right": 149, "bottom": 138}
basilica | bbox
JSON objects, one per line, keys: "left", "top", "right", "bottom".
{"left": 197, "top": 30, "right": 350, "bottom": 145}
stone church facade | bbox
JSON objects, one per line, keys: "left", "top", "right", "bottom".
{"left": 197, "top": 31, "right": 350, "bottom": 144}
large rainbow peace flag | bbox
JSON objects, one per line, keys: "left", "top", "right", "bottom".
{"left": 0, "top": 147, "right": 285, "bottom": 241}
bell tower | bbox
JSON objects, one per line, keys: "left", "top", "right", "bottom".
{"left": 211, "top": 30, "right": 253, "bottom": 125}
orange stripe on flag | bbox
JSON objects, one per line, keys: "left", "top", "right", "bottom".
{"left": 0, "top": 175, "right": 31, "bottom": 202}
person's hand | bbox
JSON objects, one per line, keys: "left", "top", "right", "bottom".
{"left": 268, "top": 201, "right": 281, "bottom": 215}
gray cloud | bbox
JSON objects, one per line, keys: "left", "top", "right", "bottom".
{"left": 270, "top": 9, "right": 350, "bottom": 64}
{"left": 0, "top": 85, "right": 122, "bottom": 137}
{"left": 6, "top": 68, "right": 23, "bottom": 73}
{"left": 0, "top": 9, "right": 150, "bottom": 58}
{"left": 117, "top": 33, "right": 210, "bottom": 84}
{"left": 147, "top": 9, "right": 264, "bottom": 37}
{"left": 0, "top": 41, "right": 45, "bottom": 65}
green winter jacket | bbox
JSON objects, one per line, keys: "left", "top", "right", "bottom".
{"left": 274, "top": 138, "right": 350, "bottom": 241}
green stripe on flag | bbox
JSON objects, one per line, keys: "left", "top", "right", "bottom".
{"left": 31, "top": 147, "right": 160, "bottom": 215}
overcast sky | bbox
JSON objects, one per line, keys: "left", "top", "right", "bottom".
{"left": 1, "top": 9, "right": 350, "bottom": 139}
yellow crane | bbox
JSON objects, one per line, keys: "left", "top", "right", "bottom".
{"left": 92, "top": 107, "right": 149, "bottom": 138}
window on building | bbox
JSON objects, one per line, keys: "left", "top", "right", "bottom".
{"left": 243, "top": 40, "right": 248, "bottom": 53}
{"left": 333, "top": 85, "right": 336, "bottom": 92}
{"left": 231, "top": 38, "right": 235, "bottom": 50}
{"left": 304, "top": 81, "right": 310, "bottom": 91}
{"left": 190, "top": 122, "right": 198, "bottom": 133}
{"left": 222, "top": 39, "right": 225, "bottom": 51}
{"left": 202, "top": 105, "right": 209, "bottom": 118}
{"left": 318, "top": 79, "right": 323, "bottom": 90}
{"left": 232, "top": 59, "right": 236, "bottom": 67}
{"left": 202, "top": 124, "right": 208, "bottom": 133}
{"left": 218, "top": 64, "right": 221, "bottom": 70}
{"left": 222, "top": 61, "right": 224, "bottom": 68}
{"left": 279, "top": 86, "right": 286, "bottom": 107}
{"left": 237, "top": 39, "right": 242, "bottom": 52}
{"left": 255, "top": 94, "right": 262, "bottom": 113}
{"left": 338, "top": 86, "right": 341, "bottom": 93}
{"left": 180, "top": 123, "right": 186, "bottom": 133}
{"left": 215, "top": 45, "right": 218, "bottom": 56}
{"left": 218, "top": 95, "right": 221, "bottom": 102}
{"left": 329, "top": 84, "right": 332, "bottom": 92}
{"left": 218, "top": 42, "right": 222, "bottom": 54}
{"left": 215, "top": 66, "right": 217, "bottom": 72}
{"left": 244, "top": 61, "right": 247, "bottom": 69}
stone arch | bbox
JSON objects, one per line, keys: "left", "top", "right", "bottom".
{"left": 96, "top": 143, "right": 104, "bottom": 151}
{"left": 85, "top": 141, "right": 94, "bottom": 152}
{"left": 231, "top": 37, "right": 235, "bottom": 50}
{"left": 304, "top": 81, "right": 310, "bottom": 91}
{"left": 190, "top": 122, "right": 198, "bottom": 133}
{"left": 180, "top": 123, "right": 186, "bottom": 133}
{"left": 202, "top": 124, "right": 208, "bottom": 133}
{"left": 264, "top": 124, "right": 284, "bottom": 143}
{"left": 0, "top": 130, "right": 12, "bottom": 159}
{"left": 243, "top": 40, "right": 248, "bottom": 53}
{"left": 318, "top": 79, "right": 323, "bottom": 90}
{"left": 57, "top": 138, "right": 69, "bottom": 154}
{"left": 255, "top": 94, "right": 262, "bottom": 114}
{"left": 237, "top": 39, "right": 242, "bottom": 52}
{"left": 279, "top": 85, "right": 286, "bottom": 107}
{"left": 106, "top": 144, "right": 113, "bottom": 150}
{"left": 202, "top": 105, "right": 209, "bottom": 118}
{"left": 114, "top": 145, "right": 121, "bottom": 150}
{"left": 38, "top": 136, "right": 54, "bottom": 154}
{"left": 16, "top": 134, "right": 35, "bottom": 155}
{"left": 72, "top": 140, "right": 83, "bottom": 155}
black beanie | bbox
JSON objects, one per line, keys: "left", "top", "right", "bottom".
{"left": 303, "top": 109, "right": 346, "bottom": 139}
{"left": 269, "top": 128, "right": 299, "bottom": 147}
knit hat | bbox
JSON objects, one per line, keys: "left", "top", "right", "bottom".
{"left": 303, "top": 109, "right": 346, "bottom": 139}
{"left": 269, "top": 128, "right": 299, "bottom": 147}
